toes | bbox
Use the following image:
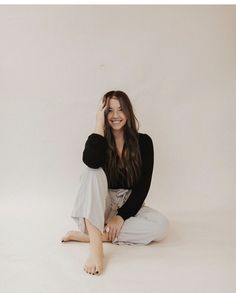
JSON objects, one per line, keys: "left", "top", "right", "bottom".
{"left": 96, "top": 266, "right": 102, "bottom": 275}
{"left": 91, "top": 267, "right": 96, "bottom": 275}
{"left": 84, "top": 265, "right": 101, "bottom": 275}
{"left": 84, "top": 265, "right": 92, "bottom": 275}
{"left": 61, "top": 231, "right": 73, "bottom": 242}
{"left": 89, "top": 266, "right": 95, "bottom": 275}
{"left": 84, "top": 265, "right": 89, "bottom": 273}
{"left": 61, "top": 236, "right": 68, "bottom": 242}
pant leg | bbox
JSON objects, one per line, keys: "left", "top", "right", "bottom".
{"left": 112, "top": 205, "right": 170, "bottom": 245}
{"left": 71, "top": 166, "right": 108, "bottom": 234}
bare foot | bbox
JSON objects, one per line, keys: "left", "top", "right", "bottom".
{"left": 62, "top": 229, "right": 108, "bottom": 275}
{"left": 61, "top": 230, "right": 89, "bottom": 242}
{"left": 84, "top": 251, "right": 104, "bottom": 275}
{"left": 61, "top": 230, "right": 110, "bottom": 243}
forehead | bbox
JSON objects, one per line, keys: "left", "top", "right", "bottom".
{"left": 109, "top": 98, "right": 121, "bottom": 108}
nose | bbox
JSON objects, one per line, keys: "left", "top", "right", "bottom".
{"left": 112, "top": 111, "right": 119, "bottom": 118}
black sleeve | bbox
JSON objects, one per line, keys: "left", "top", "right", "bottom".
{"left": 117, "top": 134, "right": 154, "bottom": 221}
{"left": 82, "top": 133, "right": 108, "bottom": 168}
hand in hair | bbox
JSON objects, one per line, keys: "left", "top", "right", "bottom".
{"left": 96, "top": 98, "right": 109, "bottom": 129}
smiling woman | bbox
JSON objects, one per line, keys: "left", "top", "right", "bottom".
{"left": 102, "top": 91, "right": 142, "bottom": 188}
{"left": 61, "top": 90, "right": 169, "bottom": 276}
{"left": 107, "top": 100, "right": 127, "bottom": 131}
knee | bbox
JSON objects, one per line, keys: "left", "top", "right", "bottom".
{"left": 83, "top": 165, "right": 105, "bottom": 175}
{"left": 81, "top": 166, "right": 107, "bottom": 181}
{"left": 152, "top": 214, "right": 170, "bottom": 242}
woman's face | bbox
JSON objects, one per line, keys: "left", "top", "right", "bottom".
{"left": 107, "top": 98, "right": 127, "bottom": 132}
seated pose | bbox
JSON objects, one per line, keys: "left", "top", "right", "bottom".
{"left": 61, "top": 90, "right": 169, "bottom": 275}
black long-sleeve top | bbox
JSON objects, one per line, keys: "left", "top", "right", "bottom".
{"left": 82, "top": 132, "right": 154, "bottom": 221}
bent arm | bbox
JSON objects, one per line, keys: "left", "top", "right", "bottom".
{"left": 82, "top": 133, "right": 107, "bottom": 168}
{"left": 117, "top": 134, "right": 154, "bottom": 220}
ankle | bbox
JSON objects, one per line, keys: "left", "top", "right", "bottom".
{"left": 89, "top": 240, "right": 103, "bottom": 253}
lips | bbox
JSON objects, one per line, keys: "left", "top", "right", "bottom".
{"left": 111, "top": 120, "right": 122, "bottom": 124}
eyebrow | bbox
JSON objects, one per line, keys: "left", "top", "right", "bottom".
{"left": 109, "top": 106, "right": 122, "bottom": 109}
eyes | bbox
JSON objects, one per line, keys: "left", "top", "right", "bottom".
{"left": 108, "top": 108, "right": 123, "bottom": 112}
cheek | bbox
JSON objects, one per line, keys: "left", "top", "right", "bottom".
{"left": 122, "top": 114, "right": 127, "bottom": 122}
{"left": 107, "top": 115, "right": 114, "bottom": 125}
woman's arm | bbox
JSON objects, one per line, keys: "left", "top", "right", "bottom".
{"left": 116, "top": 134, "right": 154, "bottom": 220}
{"left": 82, "top": 133, "right": 107, "bottom": 168}
{"left": 82, "top": 98, "right": 109, "bottom": 168}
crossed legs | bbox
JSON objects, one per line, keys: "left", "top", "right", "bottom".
{"left": 62, "top": 218, "right": 110, "bottom": 275}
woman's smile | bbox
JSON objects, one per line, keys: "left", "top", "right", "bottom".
{"left": 107, "top": 98, "right": 127, "bottom": 131}
{"left": 111, "top": 120, "right": 122, "bottom": 124}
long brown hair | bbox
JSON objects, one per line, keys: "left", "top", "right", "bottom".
{"left": 102, "top": 90, "right": 142, "bottom": 188}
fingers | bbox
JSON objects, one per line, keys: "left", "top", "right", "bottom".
{"left": 101, "top": 99, "right": 106, "bottom": 108}
{"left": 105, "top": 221, "right": 121, "bottom": 242}
{"left": 108, "top": 227, "right": 118, "bottom": 242}
{"left": 111, "top": 228, "right": 117, "bottom": 241}
{"left": 98, "top": 99, "right": 104, "bottom": 111}
{"left": 97, "top": 99, "right": 104, "bottom": 111}
{"left": 106, "top": 226, "right": 112, "bottom": 241}
{"left": 101, "top": 97, "right": 109, "bottom": 111}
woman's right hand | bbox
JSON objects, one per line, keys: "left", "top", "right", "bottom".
{"left": 96, "top": 98, "right": 109, "bottom": 128}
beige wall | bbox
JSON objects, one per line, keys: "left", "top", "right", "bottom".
{"left": 0, "top": 5, "right": 235, "bottom": 213}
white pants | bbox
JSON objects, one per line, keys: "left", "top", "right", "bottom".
{"left": 71, "top": 166, "right": 169, "bottom": 245}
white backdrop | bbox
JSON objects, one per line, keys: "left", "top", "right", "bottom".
{"left": 0, "top": 5, "right": 236, "bottom": 216}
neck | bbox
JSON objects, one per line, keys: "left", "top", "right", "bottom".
{"left": 112, "top": 129, "right": 124, "bottom": 141}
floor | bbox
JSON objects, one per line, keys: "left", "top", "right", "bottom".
{"left": 1, "top": 196, "right": 235, "bottom": 293}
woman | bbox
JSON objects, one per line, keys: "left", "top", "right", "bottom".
{"left": 61, "top": 90, "right": 169, "bottom": 275}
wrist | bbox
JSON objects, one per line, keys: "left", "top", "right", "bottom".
{"left": 116, "top": 215, "right": 124, "bottom": 222}
{"left": 95, "top": 122, "right": 104, "bottom": 136}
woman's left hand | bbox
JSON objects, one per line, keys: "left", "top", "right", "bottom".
{"left": 104, "top": 215, "right": 124, "bottom": 242}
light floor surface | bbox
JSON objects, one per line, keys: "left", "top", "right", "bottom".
{"left": 0, "top": 196, "right": 235, "bottom": 293}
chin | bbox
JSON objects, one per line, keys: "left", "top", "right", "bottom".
{"left": 112, "top": 127, "right": 123, "bottom": 131}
